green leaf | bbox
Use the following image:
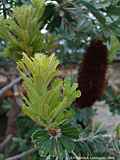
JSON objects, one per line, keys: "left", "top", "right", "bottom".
{"left": 60, "top": 136, "right": 75, "bottom": 152}
{"left": 107, "top": 6, "right": 120, "bottom": 16}
{"left": 32, "top": 125, "right": 78, "bottom": 159}
{"left": 80, "top": 0, "right": 106, "bottom": 25}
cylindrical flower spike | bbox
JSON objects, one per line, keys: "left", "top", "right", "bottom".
{"left": 75, "top": 40, "right": 108, "bottom": 108}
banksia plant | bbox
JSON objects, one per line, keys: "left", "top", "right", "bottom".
{"left": 17, "top": 53, "right": 81, "bottom": 159}
{"left": 75, "top": 39, "right": 108, "bottom": 108}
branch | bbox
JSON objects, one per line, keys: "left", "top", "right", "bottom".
{"left": 0, "top": 77, "right": 21, "bottom": 98}
{"left": 6, "top": 96, "right": 21, "bottom": 136}
{"left": 0, "top": 135, "right": 12, "bottom": 152}
{"left": 6, "top": 148, "right": 37, "bottom": 160}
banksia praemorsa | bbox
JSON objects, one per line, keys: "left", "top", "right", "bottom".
{"left": 75, "top": 40, "right": 108, "bottom": 108}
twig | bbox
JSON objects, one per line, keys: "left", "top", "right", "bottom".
{"left": 6, "top": 148, "right": 37, "bottom": 160}
{"left": 6, "top": 82, "right": 22, "bottom": 136}
{"left": 6, "top": 96, "right": 21, "bottom": 136}
{"left": 0, "top": 77, "right": 21, "bottom": 97}
{"left": 0, "top": 135, "right": 12, "bottom": 152}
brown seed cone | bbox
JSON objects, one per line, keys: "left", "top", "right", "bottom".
{"left": 75, "top": 39, "right": 108, "bottom": 108}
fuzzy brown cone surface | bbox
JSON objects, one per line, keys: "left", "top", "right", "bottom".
{"left": 75, "top": 40, "right": 108, "bottom": 108}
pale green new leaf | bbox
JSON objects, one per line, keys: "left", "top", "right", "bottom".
{"left": 18, "top": 53, "right": 81, "bottom": 129}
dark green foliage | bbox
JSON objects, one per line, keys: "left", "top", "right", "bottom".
{"left": 0, "top": 0, "right": 47, "bottom": 60}
{"left": 1, "top": 114, "right": 120, "bottom": 160}
{"left": 32, "top": 123, "right": 80, "bottom": 159}
{"left": 43, "top": 0, "right": 120, "bottom": 64}
{"left": 0, "top": 0, "right": 15, "bottom": 18}
{"left": 74, "top": 107, "right": 96, "bottom": 128}
{"left": 0, "top": 0, "right": 30, "bottom": 18}
{"left": 16, "top": 116, "right": 37, "bottom": 139}
{"left": 1, "top": 0, "right": 120, "bottom": 64}
{"left": 75, "top": 126, "right": 120, "bottom": 159}
{"left": 75, "top": 124, "right": 108, "bottom": 157}
{"left": 103, "top": 87, "right": 120, "bottom": 115}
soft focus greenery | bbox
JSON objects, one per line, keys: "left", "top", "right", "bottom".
{"left": 0, "top": 0, "right": 47, "bottom": 59}
{"left": 0, "top": 0, "right": 120, "bottom": 63}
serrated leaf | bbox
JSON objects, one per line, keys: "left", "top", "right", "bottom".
{"left": 18, "top": 54, "right": 80, "bottom": 129}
